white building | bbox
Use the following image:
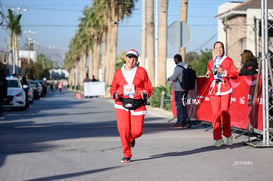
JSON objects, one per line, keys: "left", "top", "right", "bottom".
{"left": 19, "top": 50, "right": 37, "bottom": 62}
{"left": 216, "top": 0, "right": 273, "bottom": 68}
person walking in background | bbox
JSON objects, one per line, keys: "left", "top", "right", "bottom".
{"left": 21, "top": 75, "right": 29, "bottom": 108}
{"left": 206, "top": 41, "right": 238, "bottom": 147}
{"left": 0, "top": 68, "right": 7, "bottom": 120}
{"left": 58, "top": 82, "right": 63, "bottom": 92}
{"left": 91, "top": 75, "right": 98, "bottom": 81}
{"left": 110, "top": 49, "right": 153, "bottom": 163}
{"left": 239, "top": 49, "right": 259, "bottom": 76}
{"left": 168, "top": 54, "right": 190, "bottom": 128}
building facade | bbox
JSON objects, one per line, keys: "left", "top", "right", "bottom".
{"left": 216, "top": 0, "right": 273, "bottom": 68}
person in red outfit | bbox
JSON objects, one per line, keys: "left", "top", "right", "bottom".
{"left": 110, "top": 49, "right": 153, "bottom": 163}
{"left": 206, "top": 41, "right": 238, "bottom": 147}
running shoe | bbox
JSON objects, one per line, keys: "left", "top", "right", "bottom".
{"left": 226, "top": 136, "right": 233, "bottom": 146}
{"left": 121, "top": 157, "right": 131, "bottom": 163}
{"left": 213, "top": 139, "right": 224, "bottom": 147}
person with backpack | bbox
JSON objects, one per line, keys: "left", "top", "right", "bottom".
{"left": 168, "top": 54, "right": 190, "bottom": 128}
{"left": 206, "top": 41, "right": 238, "bottom": 147}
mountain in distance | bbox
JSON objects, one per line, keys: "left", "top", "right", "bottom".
{"left": 38, "top": 45, "right": 67, "bottom": 67}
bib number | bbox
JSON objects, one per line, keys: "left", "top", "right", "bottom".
{"left": 123, "top": 84, "right": 135, "bottom": 95}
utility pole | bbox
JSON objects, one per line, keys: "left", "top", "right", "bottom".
{"left": 24, "top": 30, "right": 35, "bottom": 76}
{"left": 141, "top": 0, "right": 146, "bottom": 68}
{"left": 179, "top": 0, "right": 188, "bottom": 62}
{"left": 155, "top": 0, "right": 158, "bottom": 86}
{"left": 146, "top": 0, "right": 155, "bottom": 85}
{"left": 0, "top": 11, "right": 4, "bottom": 26}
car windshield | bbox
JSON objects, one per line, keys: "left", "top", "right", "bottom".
{"left": 8, "top": 80, "right": 20, "bottom": 88}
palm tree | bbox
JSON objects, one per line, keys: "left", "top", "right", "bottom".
{"left": 88, "top": 3, "right": 105, "bottom": 80}
{"left": 146, "top": 0, "right": 155, "bottom": 85}
{"left": 104, "top": 0, "right": 136, "bottom": 84}
{"left": 157, "top": 0, "right": 168, "bottom": 86}
{"left": 77, "top": 24, "right": 89, "bottom": 86}
{"left": 65, "top": 0, "right": 137, "bottom": 86}
{"left": 7, "top": 9, "right": 22, "bottom": 75}
{"left": 14, "top": 17, "right": 22, "bottom": 75}
{"left": 64, "top": 31, "right": 82, "bottom": 87}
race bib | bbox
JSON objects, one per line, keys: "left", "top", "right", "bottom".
{"left": 123, "top": 84, "right": 135, "bottom": 95}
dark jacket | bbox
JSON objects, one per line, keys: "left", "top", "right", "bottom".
{"left": 239, "top": 59, "right": 258, "bottom": 76}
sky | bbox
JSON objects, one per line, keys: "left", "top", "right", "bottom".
{"left": 0, "top": 0, "right": 247, "bottom": 57}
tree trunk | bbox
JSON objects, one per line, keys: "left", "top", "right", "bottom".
{"left": 146, "top": 0, "right": 155, "bottom": 85}
{"left": 158, "top": 0, "right": 168, "bottom": 86}
{"left": 107, "top": 1, "right": 118, "bottom": 85}
{"left": 76, "top": 61, "right": 80, "bottom": 87}
{"left": 88, "top": 49, "right": 93, "bottom": 81}
{"left": 101, "top": 32, "right": 108, "bottom": 82}
{"left": 108, "top": 21, "right": 118, "bottom": 84}
{"left": 141, "top": 0, "right": 147, "bottom": 68}
{"left": 105, "top": 19, "right": 112, "bottom": 84}
{"left": 93, "top": 40, "right": 101, "bottom": 80}
{"left": 179, "top": 0, "right": 188, "bottom": 62}
{"left": 14, "top": 34, "right": 20, "bottom": 75}
{"left": 80, "top": 53, "right": 86, "bottom": 86}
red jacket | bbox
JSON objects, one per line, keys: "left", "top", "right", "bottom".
{"left": 207, "top": 56, "right": 238, "bottom": 96}
{"left": 110, "top": 66, "right": 153, "bottom": 113}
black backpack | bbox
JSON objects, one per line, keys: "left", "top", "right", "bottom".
{"left": 177, "top": 65, "right": 196, "bottom": 90}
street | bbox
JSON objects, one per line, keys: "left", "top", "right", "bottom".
{"left": 0, "top": 89, "right": 273, "bottom": 181}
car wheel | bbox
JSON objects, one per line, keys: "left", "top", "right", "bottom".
{"left": 20, "top": 106, "right": 27, "bottom": 111}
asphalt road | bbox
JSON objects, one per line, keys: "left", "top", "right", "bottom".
{"left": 0, "top": 89, "right": 272, "bottom": 181}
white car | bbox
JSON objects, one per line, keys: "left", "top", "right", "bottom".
{"left": 29, "top": 80, "right": 42, "bottom": 99}
{"left": 3, "top": 77, "right": 26, "bottom": 110}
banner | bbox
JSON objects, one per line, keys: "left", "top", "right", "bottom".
{"left": 84, "top": 81, "right": 106, "bottom": 97}
{"left": 172, "top": 75, "right": 263, "bottom": 130}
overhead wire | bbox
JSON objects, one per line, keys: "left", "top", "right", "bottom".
{"left": 0, "top": 0, "right": 249, "bottom": 52}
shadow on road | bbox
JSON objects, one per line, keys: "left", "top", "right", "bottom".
{"left": 25, "top": 165, "right": 126, "bottom": 181}
{"left": 0, "top": 90, "right": 179, "bottom": 169}
{"left": 133, "top": 141, "right": 246, "bottom": 163}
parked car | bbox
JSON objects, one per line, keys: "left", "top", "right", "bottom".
{"left": 38, "top": 80, "right": 47, "bottom": 97}
{"left": 38, "top": 79, "right": 47, "bottom": 97}
{"left": 29, "top": 80, "right": 42, "bottom": 99}
{"left": 27, "top": 82, "right": 34, "bottom": 104}
{"left": 3, "top": 77, "right": 26, "bottom": 110}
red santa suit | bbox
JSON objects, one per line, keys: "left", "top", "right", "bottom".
{"left": 110, "top": 65, "right": 153, "bottom": 159}
{"left": 207, "top": 55, "right": 238, "bottom": 140}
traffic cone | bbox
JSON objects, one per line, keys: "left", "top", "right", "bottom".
{"left": 75, "top": 93, "right": 81, "bottom": 99}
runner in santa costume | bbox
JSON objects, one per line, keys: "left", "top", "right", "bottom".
{"left": 110, "top": 49, "right": 153, "bottom": 163}
{"left": 206, "top": 41, "right": 238, "bottom": 147}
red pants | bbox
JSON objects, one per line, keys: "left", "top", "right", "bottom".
{"left": 210, "top": 94, "right": 232, "bottom": 140}
{"left": 115, "top": 108, "right": 144, "bottom": 158}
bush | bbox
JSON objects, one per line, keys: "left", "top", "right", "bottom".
{"left": 149, "top": 84, "right": 172, "bottom": 110}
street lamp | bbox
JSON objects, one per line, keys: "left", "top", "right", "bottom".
{"left": 24, "top": 30, "right": 35, "bottom": 76}
{"left": 10, "top": 7, "right": 28, "bottom": 14}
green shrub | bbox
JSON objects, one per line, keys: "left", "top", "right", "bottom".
{"left": 149, "top": 84, "right": 172, "bottom": 110}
